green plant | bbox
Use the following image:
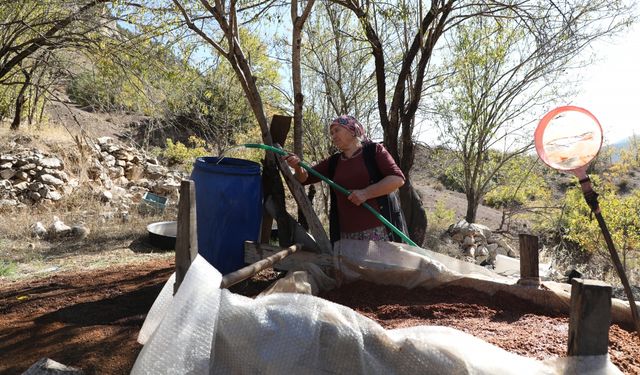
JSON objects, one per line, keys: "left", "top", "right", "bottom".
{"left": 163, "top": 136, "right": 209, "bottom": 169}
{"left": 0, "top": 261, "right": 17, "bottom": 277}
{"left": 428, "top": 201, "right": 456, "bottom": 231}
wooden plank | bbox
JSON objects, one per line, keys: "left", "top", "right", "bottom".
{"left": 259, "top": 116, "right": 292, "bottom": 244}
{"left": 517, "top": 233, "right": 540, "bottom": 287}
{"left": 174, "top": 180, "right": 198, "bottom": 295}
{"left": 567, "top": 278, "right": 612, "bottom": 356}
{"left": 244, "top": 241, "right": 333, "bottom": 271}
{"left": 221, "top": 244, "right": 300, "bottom": 289}
{"left": 275, "top": 152, "right": 332, "bottom": 254}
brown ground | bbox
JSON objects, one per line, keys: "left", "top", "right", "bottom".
{"left": 320, "top": 281, "right": 640, "bottom": 374}
{"left": 2, "top": 262, "right": 639, "bottom": 375}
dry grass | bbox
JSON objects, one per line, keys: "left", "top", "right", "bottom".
{"left": 0, "top": 124, "right": 177, "bottom": 281}
{"left": 0, "top": 186, "right": 177, "bottom": 280}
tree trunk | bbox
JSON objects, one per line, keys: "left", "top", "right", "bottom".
{"left": 399, "top": 178, "right": 427, "bottom": 246}
{"left": 465, "top": 192, "right": 479, "bottom": 223}
{"left": 10, "top": 71, "right": 31, "bottom": 130}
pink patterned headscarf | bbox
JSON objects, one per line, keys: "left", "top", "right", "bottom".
{"left": 329, "top": 115, "right": 367, "bottom": 140}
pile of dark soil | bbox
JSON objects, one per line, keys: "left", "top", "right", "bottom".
{"left": 320, "top": 281, "right": 640, "bottom": 374}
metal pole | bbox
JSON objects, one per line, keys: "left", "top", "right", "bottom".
{"left": 577, "top": 176, "right": 640, "bottom": 337}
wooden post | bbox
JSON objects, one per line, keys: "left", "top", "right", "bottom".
{"left": 220, "top": 244, "right": 300, "bottom": 289}
{"left": 517, "top": 233, "right": 540, "bottom": 287}
{"left": 174, "top": 180, "right": 198, "bottom": 295}
{"left": 567, "top": 278, "right": 612, "bottom": 356}
{"left": 260, "top": 116, "right": 292, "bottom": 244}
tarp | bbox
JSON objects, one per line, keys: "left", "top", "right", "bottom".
{"left": 132, "top": 240, "right": 623, "bottom": 374}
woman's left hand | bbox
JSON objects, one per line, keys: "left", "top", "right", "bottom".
{"left": 348, "top": 189, "right": 369, "bottom": 206}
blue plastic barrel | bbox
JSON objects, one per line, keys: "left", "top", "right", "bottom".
{"left": 190, "top": 157, "right": 262, "bottom": 275}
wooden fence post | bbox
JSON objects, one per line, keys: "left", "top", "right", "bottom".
{"left": 567, "top": 278, "right": 612, "bottom": 356}
{"left": 517, "top": 233, "right": 540, "bottom": 287}
{"left": 174, "top": 180, "right": 198, "bottom": 295}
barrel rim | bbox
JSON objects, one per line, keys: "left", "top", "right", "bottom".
{"left": 194, "top": 156, "right": 261, "bottom": 174}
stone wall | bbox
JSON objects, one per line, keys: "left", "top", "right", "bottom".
{"left": 0, "top": 136, "right": 187, "bottom": 208}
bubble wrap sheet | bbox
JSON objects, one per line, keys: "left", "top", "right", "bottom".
{"left": 133, "top": 253, "right": 622, "bottom": 374}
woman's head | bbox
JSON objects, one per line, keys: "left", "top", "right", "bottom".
{"left": 329, "top": 115, "right": 366, "bottom": 150}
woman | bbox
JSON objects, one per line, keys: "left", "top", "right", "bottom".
{"left": 283, "top": 115, "right": 405, "bottom": 242}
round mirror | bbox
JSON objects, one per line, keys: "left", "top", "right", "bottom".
{"left": 534, "top": 106, "right": 603, "bottom": 171}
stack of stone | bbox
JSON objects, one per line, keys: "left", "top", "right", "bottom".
{"left": 0, "top": 150, "right": 73, "bottom": 206}
{"left": 446, "top": 219, "right": 518, "bottom": 266}
{"left": 0, "top": 136, "right": 187, "bottom": 208}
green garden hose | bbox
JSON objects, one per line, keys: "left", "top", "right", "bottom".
{"left": 244, "top": 143, "right": 417, "bottom": 247}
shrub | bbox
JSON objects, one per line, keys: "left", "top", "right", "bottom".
{"left": 163, "top": 136, "right": 209, "bottom": 169}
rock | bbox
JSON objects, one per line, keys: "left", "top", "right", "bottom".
{"left": 0, "top": 169, "right": 15, "bottom": 180}
{"left": 70, "top": 225, "right": 90, "bottom": 240}
{"left": 15, "top": 171, "right": 29, "bottom": 180}
{"left": 28, "top": 191, "right": 42, "bottom": 201}
{"left": 496, "top": 238, "right": 518, "bottom": 258}
{"left": 0, "top": 162, "right": 13, "bottom": 169}
{"left": 0, "top": 154, "right": 15, "bottom": 162}
{"left": 47, "top": 191, "right": 63, "bottom": 201}
{"left": 19, "top": 163, "right": 37, "bottom": 171}
{"left": 29, "top": 181, "right": 44, "bottom": 191}
{"left": 39, "top": 174, "right": 64, "bottom": 186}
{"left": 101, "top": 190, "right": 113, "bottom": 202}
{"left": 462, "top": 235, "right": 475, "bottom": 247}
{"left": 145, "top": 163, "right": 167, "bottom": 178}
{"left": 0, "top": 180, "right": 11, "bottom": 191}
{"left": 104, "top": 154, "right": 116, "bottom": 167}
{"left": 22, "top": 357, "right": 83, "bottom": 375}
{"left": 14, "top": 181, "right": 29, "bottom": 191}
{"left": 125, "top": 165, "right": 144, "bottom": 181}
{"left": 50, "top": 218, "right": 71, "bottom": 238}
{"left": 0, "top": 199, "right": 18, "bottom": 206}
{"left": 32, "top": 222, "right": 47, "bottom": 239}
{"left": 39, "top": 157, "right": 63, "bottom": 169}
{"left": 108, "top": 166, "right": 125, "bottom": 178}
{"left": 97, "top": 136, "right": 113, "bottom": 145}
{"left": 450, "top": 232, "right": 464, "bottom": 243}
{"left": 464, "top": 246, "right": 476, "bottom": 257}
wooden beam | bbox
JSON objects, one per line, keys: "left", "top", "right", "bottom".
{"left": 260, "top": 115, "right": 293, "bottom": 244}
{"left": 244, "top": 241, "right": 332, "bottom": 271}
{"left": 275, "top": 152, "right": 332, "bottom": 254}
{"left": 517, "top": 233, "right": 540, "bottom": 287}
{"left": 174, "top": 180, "right": 198, "bottom": 295}
{"left": 567, "top": 278, "right": 612, "bottom": 356}
{"left": 221, "top": 244, "right": 300, "bottom": 289}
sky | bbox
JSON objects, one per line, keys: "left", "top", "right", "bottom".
{"left": 572, "top": 22, "right": 640, "bottom": 145}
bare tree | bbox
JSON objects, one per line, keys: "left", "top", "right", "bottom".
{"left": 0, "top": 0, "right": 115, "bottom": 129}
{"left": 429, "top": 4, "right": 633, "bottom": 223}
{"left": 169, "top": 0, "right": 332, "bottom": 252}
{"left": 326, "top": 0, "right": 633, "bottom": 243}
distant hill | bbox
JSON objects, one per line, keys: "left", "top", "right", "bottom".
{"left": 604, "top": 135, "right": 639, "bottom": 163}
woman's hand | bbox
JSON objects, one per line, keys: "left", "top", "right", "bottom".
{"left": 348, "top": 189, "right": 370, "bottom": 206}
{"left": 282, "top": 153, "right": 308, "bottom": 183}
{"left": 282, "top": 153, "right": 301, "bottom": 168}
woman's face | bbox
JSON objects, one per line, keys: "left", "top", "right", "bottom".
{"left": 329, "top": 124, "right": 356, "bottom": 150}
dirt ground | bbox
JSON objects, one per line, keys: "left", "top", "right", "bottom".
{"left": 2, "top": 261, "right": 639, "bottom": 375}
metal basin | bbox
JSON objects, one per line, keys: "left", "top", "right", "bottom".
{"left": 147, "top": 221, "right": 177, "bottom": 250}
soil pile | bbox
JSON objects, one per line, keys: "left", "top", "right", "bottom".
{"left": 320, "top": 281, "right": 640, "bottom": 374}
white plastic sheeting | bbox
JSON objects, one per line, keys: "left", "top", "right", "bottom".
{"left": 132, "top": 242, "right": 623, "bottom": 374}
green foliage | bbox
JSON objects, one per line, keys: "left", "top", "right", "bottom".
{"left": 534, "top": 174, "right": 640, "bottom": 278}
{"left": 0, "top": 261, "right": 17, "bottom": 277}
{"left": 163, "top": 136, "right": 208, "bottom": 168}
{"left": 428, "top": 201, "right": 456, "bottom": 230}
{"left": 438, "top": 164, "right": 465, "bottom": 193}
{"left": 484, "top": 156, "right": 551, "bottom": 208}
